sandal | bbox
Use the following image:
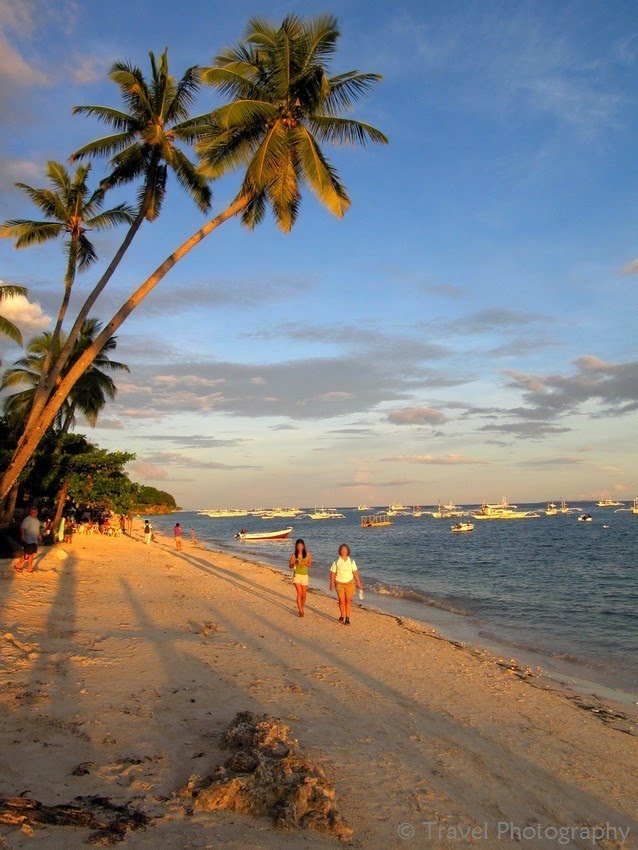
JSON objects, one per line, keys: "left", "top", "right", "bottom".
{"left": 338, "top": 616, "right": 344, "bottom": 623}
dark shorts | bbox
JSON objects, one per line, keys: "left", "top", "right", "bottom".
{"left": 23, "top": 543, "right": 38, "bottom": 556}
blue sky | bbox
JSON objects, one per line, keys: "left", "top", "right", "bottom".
{"left": 0, "top": 0, "right": 637, "bottom": 508}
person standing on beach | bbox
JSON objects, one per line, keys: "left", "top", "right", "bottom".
{"left": 144, "top": 521, "right": 152, "bottom": 545}
{"left": 15, "top": 507, "right": 42, "bottom": 574}
{"left": 289, "top": 538, "right": 312, "bottom": 617}
{"left": 329, "top": 544, "right": 363, "bottom": 625}
{"left": 174, "top": 523, "right": 183, "bottom": 551}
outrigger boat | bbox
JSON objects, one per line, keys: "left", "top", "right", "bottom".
{"left": 545, "top": 502, "right": 558, "bottom": 516}
{"left": 235, "top": 527, "right": 293, "bottom": 540}
{"left": 451, "top": 522, "right": 474, "bottom": 533}
{"left": 307, "top": 507, "right": 345, "bottom": 520}
{"left": 432, "top": 500, "right": 466, "bottom": 519}
{"left": 357, "top": 504, "right": 370, "bottom": 511}
{"left": 473, "top": 499, "right": 539, "bottom": 520}
{"left": 361, "top": 514, "right": 393, "bottom": 528}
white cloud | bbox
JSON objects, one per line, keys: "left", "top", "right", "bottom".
{"left": 381, "top": 453, "right": 484, "bottom": 465}
{"left": 0, "top": 291, "right": 50, "bottom": 335}
{"left": 387, "top": 406, "right": 447, "bottom": 425}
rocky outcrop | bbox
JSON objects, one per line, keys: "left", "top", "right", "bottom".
{"left": 180, "top": 711, "right": 352, "bottom": 842}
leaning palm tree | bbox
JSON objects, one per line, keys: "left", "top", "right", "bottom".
{"left": 0, "top": 15, "right": 386, "bottom": 501}
{"left": 0, "top": 283, "right": 28, "bottom": 346}
{"left": 2, "top": 317, "right": 128, "bottom": 433}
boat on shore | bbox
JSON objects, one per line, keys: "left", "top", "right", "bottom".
{"left": 597, "top": 497, "right": 624, "bottom": 508}
{"left": 235, "top": 527, "right": 293, "bottom": 540}
{"left": 473, "top": 499, "right": 539, "bottom": 520}
{"left": 451, "top": 522, "right": 474, "bottom": 533}
{"left": 361, "top": 514, "right": 393, "bottom": 528}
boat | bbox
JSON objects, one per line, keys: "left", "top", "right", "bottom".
{"left": 235, "top": 527, "right": 293, "bottom": 540}
{"left": 545, "top": 502, "right": 558, "bottom": 516}
{"left": 431, "top": 500, "right": 466, "bottom": 519}
{"left": 261, "top": 507, "right": 301, "bottom": 519}
{"left": 357, "top": 504, "right": 370, "bottom": 511}
{"left": 557, "top": 499, "right": 579, "bottom": 514}
{"left": 634, "top": 498, "right": 638, "bottom": 516}
{"left": 578, "top": 514, "right": 593, "bottom": 523}
{"left": 307, "top": 507, "right": 345, "bottom": 520}
{"left": 412, "top": 506, "right": 423, "bottom": 517}
{"left": 199, "top": 508, "right": 249, "bottom": 518}
{"left": 451, "top": 522, "right": 474, "bottom": 533}
{"left": 386, "top": 501, "right": 410, "bottom": 516}
{"left": 472, "top": 499, "right": 539, "bottom": 520}
{"left": 361, "top": 514, "right": 393, "bottom": 528}
{"left": 614, "top": 498, "right": 638, "bottom": 515}
{"left": 596, "top": 497, "right": 624, "bottom": 508}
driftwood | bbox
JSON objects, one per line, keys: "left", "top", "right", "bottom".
{"left": 0, "top": 795, "right": 150, "bottom": 844}
{"left": 180, "top": 711, "right": 353, "bottom": 842}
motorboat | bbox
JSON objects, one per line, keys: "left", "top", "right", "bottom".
{"left": 451, "top": 522, "right": 474, "bottom": 533}
{"left": 578, "top": 514, "right": 593, "bottom": 523}
{"left": 412, "top": 506, "right": 423, "bottom": 517}
{"left": 596, "top": 497, "right": 624, "bottom": 508}
{"left": 235, "top": 527, "right": 293, "bottom": 540}
{"left": 472, "top": 499, "right": 539, "bottom": 520}
{"left": 361, "top": 514, "right": 393, "bottom": 528}
{"left": 357, "top": 504, "right": 370, "bottom": 511}
{"left": 262, "top": 507, "right": 302, "bottom": 519}
{"left": 545, "top": 502, "right": 558, "bottom": 516}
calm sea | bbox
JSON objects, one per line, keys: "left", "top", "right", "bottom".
{"left": 149, "top": 505, "right": 638, "bottom": 702}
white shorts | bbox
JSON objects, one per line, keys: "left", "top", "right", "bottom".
{"left": 293, "top": 574, "right": 308, "bottom": 586}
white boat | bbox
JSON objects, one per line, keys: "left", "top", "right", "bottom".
{"left": 357, "top": 504, "right": 370, "bottom": 511}
{"left": 235, "top": 526, "right": 293, "bottom": 540}
{"left": 557, "top": 499, "right": 579, "bottom": 514}
{"left": 199, "top": 508, "right": 249, "bottom": 518}
{"left": 451, "top": 522, "right": 474, "bottom": 533}
{"left": 386, "top": 501, "right": 410, "bottom": 516}
{"left": 615, "top": 498, "right": 638, "bottom": 514}
{"left": 262, "top": 507, "right": 302, "bottom": 519}
{"left": 578, "top": 514, "right": 593, "bottom": 523}
{"left": 545, "top": 502, "right": 558, "bottom": 516}
{"left": 596, "top": 497, "right": 624, "bottom": 508}
{"left": 633, "top": 498, "right": 638, "bottom": 516}
{"left": 412, "top": 506, "right": 423, "bottom": 517}
{"left": 307, "top": 507, "right": 345, "bottom": 520}
{"left": 432, "top": 500, "right": 466, "bottom": 519}
{"left": 472, "top": 499, "right": 539, "bottom": 521}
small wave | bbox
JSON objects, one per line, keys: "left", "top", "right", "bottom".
{"left": 369, "top": 582, "right": 470, "bottom": 616}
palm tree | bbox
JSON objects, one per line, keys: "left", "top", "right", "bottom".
{"left": 2, "top": 317, "right": 128, "bottom": 433}
{"left": 198, "top": 14, "right": 388, "bottom": 231}
{"left": 1, "top": 162, "right": 135, "bottom": 348}
{"left": 0, "top": 15, "right": 386, "bottom": 501}
{"left": 0, "top": 283, "right": 28, "bottom": 346}
{"left": 59, "top": 48, "right": 213, "bottom": 360}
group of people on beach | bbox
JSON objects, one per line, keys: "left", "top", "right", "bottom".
{"left": 289, "top": 538, "right": 363, "bottom": 624}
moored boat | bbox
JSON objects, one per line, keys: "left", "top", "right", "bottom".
{"left": 451, "top": 522, "right": 474, "bottom": 533}
{"left": 361, "top": 514, "right": 393, "bottom": 528}
{"left": 596, "top": 497, "right": 624, "bottom": 508}
{"left": 235, "top": 526, "right": 293, "bottom": 540}
{"left": 578, "top": 514, "right": 593, "bottom": 523}
{"left": 472, "top": 499, "right": 539, "bottom": 520}
{"left": 307, "top": 507, "right": 345, "bottom": 520}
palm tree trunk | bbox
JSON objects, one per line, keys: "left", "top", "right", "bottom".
{"left": 1, "top": 483, "right": 20, "bottom": 525}
{"left": 52, "top": 479, "right": 70, "bottom": 536}
{"left": 0, "top": 193, "right": 251, "bottom": 501}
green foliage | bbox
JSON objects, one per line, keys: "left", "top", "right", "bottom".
{"left": 0, "top": 283, "right": 28, "bottom": 346}
{"left": 65, "top": 447, "right": 137, "bottom": 514}
{"left": 199, "top": 14, "right": 387, "bottom": 232}
{"left": 134, "top": 484, "right": 177, "bottom": 509}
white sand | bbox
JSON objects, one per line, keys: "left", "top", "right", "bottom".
{"left": 0, "top": 526, "right": 636, "bottom": 849}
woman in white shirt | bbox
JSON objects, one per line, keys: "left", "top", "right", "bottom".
{"left": 329, "top": 544, "right": 363, "bottom": 625}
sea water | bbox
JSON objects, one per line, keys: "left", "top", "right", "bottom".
{"left": 150, "top": 505, "right": 638, "bottom": 701}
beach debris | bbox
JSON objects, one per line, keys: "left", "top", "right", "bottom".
{"left": 573, "top": 701, "right": 636, "bottom": 735}
{"left": 179, "top": 711, "right": 353, "bottom": 842}
{"left": 2, "top": 632, "right": 39, "bottom": 656}
{"left": 71, "top": 762, "right": 96, "bottom": 776}
{"left": 0, "top": 795, "right": 151, "bottom": 844}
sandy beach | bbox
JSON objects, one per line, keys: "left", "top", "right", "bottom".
{"left": 1, "top": 526, "right": 637, "bottom": 849}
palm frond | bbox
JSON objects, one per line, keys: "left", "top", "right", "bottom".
{"left": 1, "top": 220, "right": 64, "bottom": 248}
{"left": 0, "top": 315, "right": 23, "bottom": 345}
{"left": 199, "top": 65, "right": 262, "bottom": 100}
{"left": 77, "top": 235, "right": 98, "bottom": 270}
{"left": 13, "top": 185, "right": 69, "bottom": 221}
{"left": 323, "top": 71, "right": 383, "bottom": 115}
{"left": 170, "top": 148, "right": 212, "bottom": 213}
{"left": 71, "top": 131, "right": 139, "bottom": 161}
{"left": 86, "top": 204, "right": 136, "bottom": 230}
{"left": 46, "top": 161, "right": 71, "bottom": 192}
{"left": 165, "top": 66, "right": 201, "bottom": 122}
{"left": 71, "top": 104, "right": 136, "bottom": 131}
{"left": 0, "top": 284, "right": 28, "bottom": 301}
{"left": 293, "top": 125, "right": 350, "bottom": 217}
{"left": 307, "top": 115, "right": 389, "bottom": 147}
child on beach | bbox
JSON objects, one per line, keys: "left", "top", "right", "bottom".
{"left": 289, "top": 538, "right": 312, "bottom": 617}
{"left": 174, "top": 523, "right": 183, "bottom": 550}
{"left": 329, "top": 544, "right": 363, "bottom": 625}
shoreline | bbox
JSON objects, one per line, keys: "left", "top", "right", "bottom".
{"left": 190, "top": 536, "right": 638, "bottom": 722}
{"left": 158, "top": 519, "right": 638, "bottom": 712}
{"left": 1, "top": 528, "right": 637, "bottom": 848}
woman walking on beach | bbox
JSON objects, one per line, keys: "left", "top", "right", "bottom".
{"left": 289, "top": 538, "right": 312, "bottom": 617}
{"left": 330, "top": 544, "right": 363, "bottom": 625}
{"left": 174, "top": 523, "right": 183, "bottom": 551}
